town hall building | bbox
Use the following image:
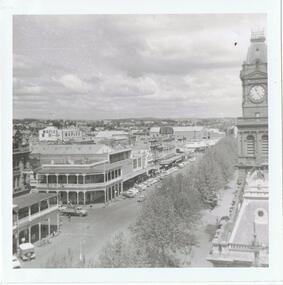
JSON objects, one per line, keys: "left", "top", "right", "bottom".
{"left": 207, "top": 31, "right": 269, "bottom": 267}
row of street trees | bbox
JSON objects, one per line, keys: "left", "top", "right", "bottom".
{"left": 192, "top": 136, "right": 237, "bottom": 208}
{"left": 96, "top": 136, "right": 237, "bottom": 267}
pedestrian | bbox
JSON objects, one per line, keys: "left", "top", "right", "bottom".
{"left": 68, "top": 214, "right": 71, "bottom": 221}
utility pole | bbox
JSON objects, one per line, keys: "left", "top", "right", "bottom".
{"left": 250, "top": 222, "right": 261, "bottom": 267}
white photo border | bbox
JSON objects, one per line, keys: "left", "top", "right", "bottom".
{"left": 0, "top": 0, "right": 282, "bottom": 283}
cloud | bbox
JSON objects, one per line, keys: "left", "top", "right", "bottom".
{"left": 13, "top": 14, "right": 266, "bottom": 119}
{"left": 53, "top": 74, "right": 93, "bottom": 93}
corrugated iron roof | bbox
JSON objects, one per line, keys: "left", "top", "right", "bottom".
{"left": 13, "top": 193, "right": 57, "bottom": 209}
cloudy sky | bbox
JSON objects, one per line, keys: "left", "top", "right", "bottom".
{"left": 13, "top": 14, "right": 266, "bottom": 120}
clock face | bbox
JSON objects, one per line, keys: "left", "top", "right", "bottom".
{"left": 249, "top": 85, "right": 265, "bottom": 102}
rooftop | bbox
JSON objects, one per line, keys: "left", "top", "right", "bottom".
{"left": 229, "top": 199, "right": 268, "bottom": 247}
{"left": 13, "top": 192, "right": 57, "bottom": 209}
{"left": 32, "top": 143, "right": 114, "bottom": 155}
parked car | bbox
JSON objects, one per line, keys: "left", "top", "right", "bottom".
{"left": 61, "top": 206, "right": 88, "bottom": 217}
{"left": 19, "top": 243, "right": 35, "bottom": 261}
{"left": 123, "top": 191, "right": 136, "bottom": 198}
{"left": 12, "top": 255, "right": 21, "bottom": 268}
{"left": 137, "top": 195, "right": 146, "bottom": 202}
{"left": 58, "top": 205, "right": 67, "bottom": 211}
{"left": 130, "top": 188, "right": 139, "bottom": 194}
{"left": 152, "top": 179, "right": 159, "bottom": 184}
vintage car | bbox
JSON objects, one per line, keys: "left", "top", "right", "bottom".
{"left": 19, "top": 243, "right": 35, "bottom": 261}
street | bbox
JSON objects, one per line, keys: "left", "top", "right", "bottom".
{"left": 21, "top": 155, "right": 233, "bottom": 268}
{"left": 21, "top": 161, "right": 193, "bottom": 268}
{"left": 21, "top": 196, "right": 143, "bottom": 268}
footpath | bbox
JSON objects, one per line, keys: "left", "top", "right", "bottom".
{"left": 189, "top": 171, "right": 238, "bottom": 267}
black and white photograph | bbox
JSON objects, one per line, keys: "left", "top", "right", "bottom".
{"left": 1, "top": 0, "right": 282, "bottom": 284}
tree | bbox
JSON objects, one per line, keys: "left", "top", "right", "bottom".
{"left": 95, "top": 232, "right": 147, "bottom": 268}
{"left": 132, "top": 174, "right": 202, "bottom": 267}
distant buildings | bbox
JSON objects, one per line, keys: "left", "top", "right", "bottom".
{"left": 149, "top": 126, "right": 225, "bottom": 141}
{"left": 94, "top": 130, "right": 129, "bottom": 144}
{"left": 39, "top": 126, "right": 83, "bottom": 142}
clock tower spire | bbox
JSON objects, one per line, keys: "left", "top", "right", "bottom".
{"left": 237, "top": 31, "right": 268, "bottom": 168}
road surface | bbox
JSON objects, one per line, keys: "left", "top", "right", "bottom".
{"left": 21, "top": 154, "right": 228, "bottom": 268}
{"left": 22, "top": 197, "right": 143, "bottom": 268}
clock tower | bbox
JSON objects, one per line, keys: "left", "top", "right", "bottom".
{"left": 237, "top": 31, "right": 268, "bottom": 168}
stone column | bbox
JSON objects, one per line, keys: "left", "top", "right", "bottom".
{"left": 38, "top": 222, "right": 41, "bottom": 240}
{"left": 83, "top": 174, "right": 86, "bottom": 184}
{"left": 67, "top": 191, "right": 69, "bottom": 204}
{"left": 66, "top": 174, "right": 69, "bottom": 184}
{"left": 83, "top": 192, "right": 86, "bottom": 205}
{"left": 45, "top": 174, "right": 49, "bottom": 185}
{"left": 57, "top": 212, "right": 60, "bottom": 232}
{"left": 48, "top": 218, "right": 51, "bottom": 236}
{"left": 76, "top": 174, "right": 79, "bottom": 184}
{"left": 56, "top": 174, "right": 59, "bottom": 187}
{"left": 76, "top": 191, "right": 79, "bottom": 204}
{"left": 28, "top": 226, "right": 31, "bottom": 243}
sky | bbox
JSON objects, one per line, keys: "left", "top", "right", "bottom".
{"left": 13, "top": 14, "right": 266, "bottom": 120}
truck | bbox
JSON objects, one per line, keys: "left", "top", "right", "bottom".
{"left": 61, "top": 206, "right": 88, "bottom": 217}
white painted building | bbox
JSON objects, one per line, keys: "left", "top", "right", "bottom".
{"left": 39, "top": 126, "right": 61, "bottom": 142}
{"left": 39, "top": 126, "right": 83, "bottom": 142}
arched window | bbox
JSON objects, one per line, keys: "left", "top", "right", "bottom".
{"left": 262, "top": 134, "right": 268, "bottom": 155}
{"left": 246, "top": 135, "right": 255, "bottom": 156}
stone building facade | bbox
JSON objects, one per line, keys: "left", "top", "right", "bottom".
{"left": 207, "top": 31, "right": 269, "bottom": 267}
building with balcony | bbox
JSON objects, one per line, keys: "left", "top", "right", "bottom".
{"left": 13, "top": 193, "right": 59, "bottom": 254}
{"left": 33, "top": 143, "right": 152, "bottom": 205}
